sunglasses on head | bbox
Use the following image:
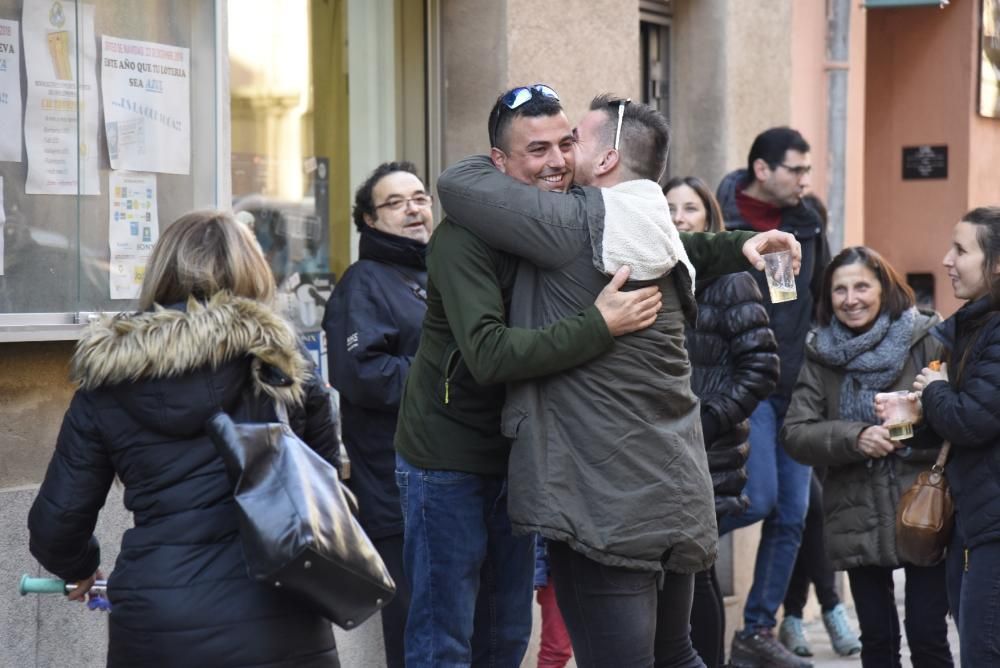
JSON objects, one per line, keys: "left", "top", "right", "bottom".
{"left": 490, "top": 83, "right": 560, "bottom": 147}
{"left": 612, "top": 98, "right": 631, "bottom": 152}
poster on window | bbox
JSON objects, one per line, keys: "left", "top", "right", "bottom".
{"left": 981, "top": 0, "right": 1000, "bottom": 118}
{"left": 101, "top": 36, "right": 190, "bottom": 174}
{"left": 0, "top": 176, "right": 6, "bottom": 275}
{"left": 0, "top": 20, "right": 22, "bottom": 163}
{"left": 22, "top": 1, "right": 99, "bottom": 194}
{"left": 108, "top": 171, "right": 158, "bottom": 299}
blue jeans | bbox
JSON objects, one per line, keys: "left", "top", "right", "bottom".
{"left": 718, "top": 398, "right": 811, "bottom": 632}
{"left": 947, "top": 527, "right": 1000, "bottom": 667}
{"left": 395, "top": 454, "right": 534, "bottom": 667}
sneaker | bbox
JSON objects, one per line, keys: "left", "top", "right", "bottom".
{"left": 778, "top": 616, "right": 812, "bottom": 657}
{"left": 730, "top": 629, "right": 814, "bottom": 668}
{"left": 822, "top": 603, "right": 862, "bottom": 656}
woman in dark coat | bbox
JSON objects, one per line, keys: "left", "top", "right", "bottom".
{"left": 784, "top": 246, "right": 952, "bottom": 668}
{"left": 665, "top": 176, "right": 780, "bottom": 668}
{"left": 27, "top": 211, "right": 342, "bottom": 667}
{"left": 911, "top": 206, "right": 1000, "bottom": 667}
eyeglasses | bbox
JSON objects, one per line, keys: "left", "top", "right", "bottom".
{"left": 613, "top": 98, "right": 631, "bottom": 151}
{"left": 776, "top": 163, "right": 812, "bottom": 177}
{"left": 374, "top": 193, "right": 434, "bottom": 211}
{"left": 490, "top": 83, "right": 560, "bottom": 147}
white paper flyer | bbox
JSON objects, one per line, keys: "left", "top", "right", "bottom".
{"left": 108, "top": 171, "right": 158, "bottom": 299}
{"left": 0, "top": 176, "right": 6, "bottom": 275}
{"left": 0, "top": 19, "right": 23, "bottom": 163}
{"left": 101, "top": 36, "right": 190, "bottom": 174}
{"left": 23, "top": 1, "right": 99, "bottom": 195}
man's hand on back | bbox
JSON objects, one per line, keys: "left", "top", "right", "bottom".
{"left": 595, "top": 266, "right": 662, "bottom": 336}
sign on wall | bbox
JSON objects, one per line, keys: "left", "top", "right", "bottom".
{"left": 902, "top": 145, "right": 948, "bottom": 180}
{"left": 981, "top": 0, "right": 1000, "bottom": 117}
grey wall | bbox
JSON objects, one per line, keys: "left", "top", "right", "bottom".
{"left": 669, "top": 0, "right": 793, "bottom": 190}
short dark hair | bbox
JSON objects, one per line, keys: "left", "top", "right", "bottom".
{"left": 746, "top": 127, "right": 810, "bottom": 179}
{"left": 663, "top": 176, "right": 724, "bottom": 233}
{"left": 962, "top": 206, "right": 1000, "bottom": 308}
{"left": 352, "top": 161, "right": 421, "bottom": 231}
{"left": 488, "top": 87, "right": 564, "bottom": 152}
{"left": 815, "top": 246, "right": 915, "bottom": 327}
{"left": 588, "top": 94, "right": 670, "bottom": 183}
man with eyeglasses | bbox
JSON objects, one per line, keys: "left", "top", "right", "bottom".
{"left": 715, "top": 127, "right": 829, "bottom": 668}
{"left": 321, "top": 161, "right": 434, "bottom": 668}
{"left": 394, "top": 88, "right": 664, "bottom": 667}
{"left": 435, "top": 90, "right": 803, "bottom": 667}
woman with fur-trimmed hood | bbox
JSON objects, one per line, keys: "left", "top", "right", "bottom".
{"left": 27, "top": 211, "right": 342, "bottom": 667}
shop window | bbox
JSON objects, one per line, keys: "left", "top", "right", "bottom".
{"left": 228, "top": 0, "right": 327, "bottom": 292}
{"left": 0, "top": 0, "right": 221, "bottom": 340}
{"left": 640, "top": 1, "right": 671, "bottom": 117}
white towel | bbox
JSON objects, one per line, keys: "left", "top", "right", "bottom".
{"left": 592, "top": 179, "right": 695, "bottom": 290}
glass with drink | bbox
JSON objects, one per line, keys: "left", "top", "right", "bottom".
{"left": 880, "top": 390, "right": 918, "bottom": 440}
{"left": 762, "top": 250, "right": 797, "bottom": 303}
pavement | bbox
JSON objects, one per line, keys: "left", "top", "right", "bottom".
{"left": 522, "top": 570, "right": 960, "bottom": 667}
{"left": 800, "top": 569, "right": 959, "bottom": 668}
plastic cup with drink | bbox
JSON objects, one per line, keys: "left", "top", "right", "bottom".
{"left": 762, "top": 250, "right": 797, "bottom": 303}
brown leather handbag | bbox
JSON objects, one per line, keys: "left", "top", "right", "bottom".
{"left": 896, "top": 441, "right": 954, "bottom": 567}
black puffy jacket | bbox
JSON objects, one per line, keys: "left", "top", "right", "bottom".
{"left": 27, "top": 294, "right": 341, "bottom": 667}
{"left": 322, "top": 225, "right": 426, "bottom": 539}
{"left": 685, "top": 272, "right": 779, "bottom": 518}
{"left": 922, "top": 296, "right": 1000, "bottom": 550}
{"left": 717, "top": 170, "right": 828, "bottom": 407}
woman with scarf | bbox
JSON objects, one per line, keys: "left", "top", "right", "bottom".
{"left": 910, "top": 207, "right": 1000, "bottom": 666}
{"left": 782, "top": 246, "right": 953, "bottom": 668}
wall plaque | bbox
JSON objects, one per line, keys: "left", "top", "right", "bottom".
{"left": 902, "top": 145, "right": 948, "bottom": 180}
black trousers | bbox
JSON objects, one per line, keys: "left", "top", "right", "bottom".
{"left": 783, "top": 471, "right": 840, "bottom": 617}
{"left": 689, "top": 565, "right": 725, "bottom": 668}
{"left": 372, "top": 533, "right": 411, "bottom": 668}
{"left": 846, "top": 563, "right": 952, "bottom": 668}
{"left": 548, "top": 541, "right": 705, "bottom": 668}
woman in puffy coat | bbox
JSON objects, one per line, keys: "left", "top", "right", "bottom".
{"left": 665, "top": 176, "right": 779, "bottom": 668}
{"left": 27, "top": 211, "right": 342, "bottom": 667}
{"left": 782, "top": 246, "right": 953, "bottom": 668}
{"left": 911, "top": 207, "right": 1000, "bottom": 666}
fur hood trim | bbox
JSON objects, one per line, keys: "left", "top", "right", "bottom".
{"left": 71, "top": 293, "right": 309, "bottom": 407}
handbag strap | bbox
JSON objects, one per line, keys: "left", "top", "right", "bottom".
{"left": 274, "top": 400, "right": 291, "bottom": 427}
{"left": 932, "top": 441, "right": 951, "bottom": 473}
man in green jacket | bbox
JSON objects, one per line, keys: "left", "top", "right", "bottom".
{"left": 436, "top": 93, "right": 803, "bottom": 666}
{"left": 394, "top": 85, "right": 800, "bottom": 667}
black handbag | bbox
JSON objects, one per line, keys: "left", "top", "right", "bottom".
{"left": 206, "top": 404, "right": 395, "bottom": 629}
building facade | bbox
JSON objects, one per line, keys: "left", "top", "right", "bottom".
{"left": 2, "top": 1, "right": 998, "bottom": 665}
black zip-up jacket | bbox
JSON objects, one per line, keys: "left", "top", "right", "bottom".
{"left": 27, "top": 294, "right": 340, "bottom": 667}
{"left": 922, "top": 296, "right": 1000, "bottom": 550}
{"left": 717, "top": 169, "right": 829, "bottom": 409}
{"left": 323, "top": 225, "right": 427, "bottom": 539}
{"left": 686, "top": 272, "right": 779, "bottom": 519}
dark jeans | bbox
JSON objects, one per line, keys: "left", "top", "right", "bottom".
{"left": 689, "top": 566, "right": 725, "bottom": 668}
{"left": 783, "top": 471, "right": 839, "bottom": 617}
{"left": 846, "top": 563, "right": 952, "bottom": 668}
{"left": 371, "top": 533, "right": 410, "bottom": 668}
{"left": 947, "top": 531, "right": 1000, "bottom": 667}
{"left": 395, "top": 454, "right": 534, "bottom": 667}
{"left": 548, "top": 541, "right": 705, "bottom": 668}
